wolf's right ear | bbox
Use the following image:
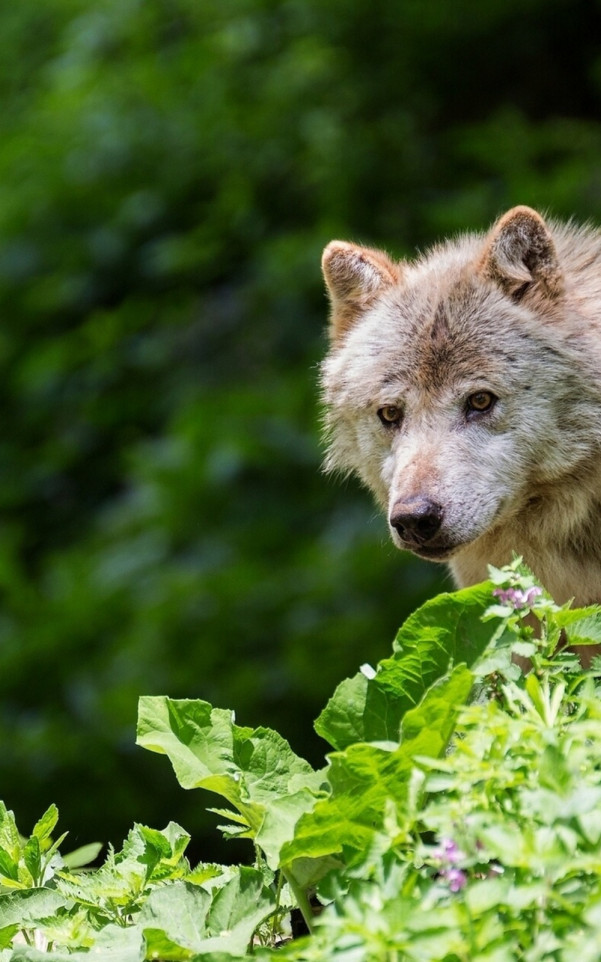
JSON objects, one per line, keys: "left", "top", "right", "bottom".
{"left": 322, "top": 241, "right": 401, "bottom": 342}
{"left": 479, "top": 206, "right": 563, "bottom": 300}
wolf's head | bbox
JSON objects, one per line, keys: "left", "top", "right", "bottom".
{"left": 321, "top": 206, "right": 601, "bottom": 567}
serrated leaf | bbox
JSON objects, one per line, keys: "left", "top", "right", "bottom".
{"left": 208, "top": 808, "right": 250, "bottom": 826}
{"left": 185, "top": 864, "right": 237, "bottom": 888}
{"left": 316, "top": 583, "right": 493, "bottom": 750}
{"left": 558, "top": 607, "right": 601, "bottom": 646}
{"left": 0, "top": 805, "right": 20, "bottom": 864}
{"left": 117, "top": 822, "right": 188, "bottom": 879}
{"left": 160, "top": 822, "right": 191, "bottom": 864}
{"left": 0, "top": 887, "right": 68, "bottom": 928}
{"left": 136, "top": 826, "right": 172, "bottom": 864}
{"left": 0, "top": 850, "right": 18, "bottom": 885}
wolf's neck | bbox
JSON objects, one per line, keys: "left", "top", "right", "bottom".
{"left": 451, "top": 507, "right": 601, "bottom": 609}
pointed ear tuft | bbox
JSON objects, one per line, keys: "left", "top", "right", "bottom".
{"left": 322, "top": 241, "right": 401, "bottom": 342}
{"left": 480, "top": 206, "right": 563, "bottom": 300}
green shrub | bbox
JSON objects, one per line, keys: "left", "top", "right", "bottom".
{"left": 2, "top": 563, "right": 601, "bottom": 959}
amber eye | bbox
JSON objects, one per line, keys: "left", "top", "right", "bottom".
{"left": 378, "top": 404, "right": 403, "bottom": 427}
{"left": 466, "top": 391, "right": 497, "bottom": 415}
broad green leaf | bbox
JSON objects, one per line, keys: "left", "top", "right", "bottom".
{"left": 62, "top": 842, "right": 103, "bottom": 870}
{"left": 139, "top": 881, "right": 210, "bottom": 952}
{"left": 254, "top": 790, "right": 328, "bottom": 868}
{"left": 282, "top": 666, "right": 473, "bottom": 865}
{"left": 0, "top": 887, "right": 68, "bottom": 928}
{"left": 465, "top": 876, "right": 512, "bottom": 915}
{"left": 140, "top": 869, "right": 274, "bottom": 956}
{"left": 137, "top": 697, "right": 325, "bottom": 868}
{"left": 316, "top": 582, "right": 493, "bottom": 750}
{"left": 198, "top": 867, "right": 275, "bottom": 950}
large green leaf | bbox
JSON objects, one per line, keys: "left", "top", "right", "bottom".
{"left": 137, "top": 698, "right": 326, "bottom": 868}
{"left": 282, "top": 666, "right": 473, "bottom": 865}
{"left": 316, "top": 582, "right": 493, "bottom": 750}
{"left": 0, "top": 888, "right": 68, "bottom": 929}
{"left": 140, "top": 869, "right": 274, "bottom": 958}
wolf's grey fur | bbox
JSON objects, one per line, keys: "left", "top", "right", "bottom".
{"left": 321, "top": 206, "right": 601, "bottom": 607}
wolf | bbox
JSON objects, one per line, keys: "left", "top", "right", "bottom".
{"left": 321, "top": 206, "right": 601, "bottom": 610}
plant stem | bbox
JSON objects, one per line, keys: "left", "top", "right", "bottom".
{"left": 282, "top": 867, "right": 315, "bottom": 935}
{"left": 270, "top": 870, "right": 284, "bottom": 945}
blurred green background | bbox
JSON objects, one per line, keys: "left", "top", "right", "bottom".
{"left": 1, "top": 0, "right": 601, "bottom": 860}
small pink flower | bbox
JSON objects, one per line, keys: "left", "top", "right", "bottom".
{"left": 493, "top": 586, "right": 542, "bottom": 610}
{"left": 433, "top": 837, "right": 465, "bottom": 864}
{"left": 442, "top": 867, "right": 467, "bottom": 892}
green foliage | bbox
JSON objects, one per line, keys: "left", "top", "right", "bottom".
{"left": 4, "top": 567, "right": 601, "bottom": 958}
{"left": 315, "top": 582, "right": 493, "bottom": 750}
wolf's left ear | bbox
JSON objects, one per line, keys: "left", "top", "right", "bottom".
{"left": 322, "top": 241, "right": 401, "bottom": 342}
{"left": 480, "top": 206, "right": 563, "bottom": 300}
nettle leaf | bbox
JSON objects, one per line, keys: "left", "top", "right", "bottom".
{"left": 21, "top": 838, "right": 41, "bottom": 885}
{"left": 0, "top": 850, "right": 19, "bottom": 886}
{"left": 137, "top": 697, "right": 326, "bottom": 869}
{"left": 0, "top": 804, "right": 21, "bottom": 865}
{"left": 282, "top": 666, "right": 473, "bottom": 865}
{"left": 57, "top": 821, "right": 191, "bottom": 916}
{"left": 31, "top": 805, "right": 59, "bottom": 850}
{"left": 117, "top": 822, "right": 190, "bottom": 880}
{"left": 556, "top": 607, "right": 601, "bottom": 646}
{"left": 316, "top": 583, "right": 493, "bottom": 750}
{"left": 0, "top": 887, "right": 68, "bottom": 928}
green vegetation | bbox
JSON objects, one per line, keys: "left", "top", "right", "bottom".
{"left": 2, "top": 0, "right": 601, "bottom": 859}
{"left": 2, "top": 565, "right": 601, "bottom": 958}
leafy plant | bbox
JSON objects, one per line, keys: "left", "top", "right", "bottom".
{"left": 3, "top": 562, "right": 601, "bottom": 959}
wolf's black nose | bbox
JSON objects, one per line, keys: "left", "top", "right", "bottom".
{"left": 389, "top": 498, "right": 444, "bottom": 546}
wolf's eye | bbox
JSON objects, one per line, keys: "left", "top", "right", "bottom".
{"left": 466, "top": 391, "right": 497, "bottom": 415}
{"left": 378, "top": 405, "right": 403, "bottom": 427}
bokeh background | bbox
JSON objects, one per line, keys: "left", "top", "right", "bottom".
{"left": 2, "top": 0, "right": 601, "bottom": 860}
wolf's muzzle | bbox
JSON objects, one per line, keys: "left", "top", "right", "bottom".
{"left": 389, "top": 497, "right": 444, "bottom": 547}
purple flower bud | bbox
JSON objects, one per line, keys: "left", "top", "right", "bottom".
{"left": 432, "top": 837, "right": 466, "bottom": 864}
{"left": 492, "top": 585, "right": 542, "bottom": 610}
{"left": 523, "top": 586, "right": 543, "bottom": 605}
{"left": 443, "top": 867, "right": 468, "bottom": 892}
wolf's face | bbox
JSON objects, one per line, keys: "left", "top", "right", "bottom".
{"left": 321, "top": 207, "right": 600, "bottom": 564}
